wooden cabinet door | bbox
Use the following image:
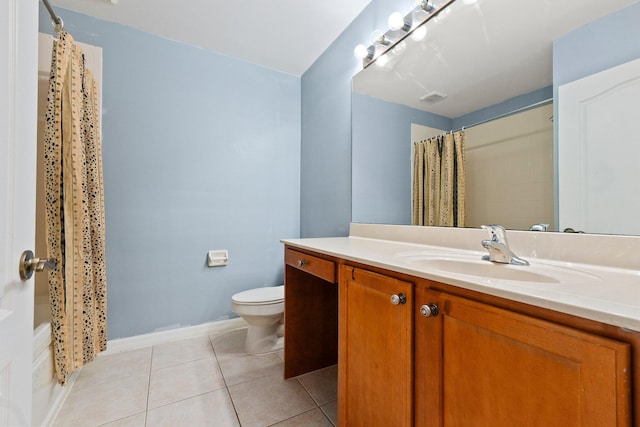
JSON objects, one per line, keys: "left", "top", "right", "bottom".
{"left": 416, "top": 288, "right": 631, "bottom": 427}
{"left": 338, "top": 266, "right": 414, "bottom": 427}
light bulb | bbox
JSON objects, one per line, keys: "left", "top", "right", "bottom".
{"left": 375, "top": 54, "right": 389, "bottom": 67}
{"left": 411, "top": 25, "right": 427, "bottom": 41}
{"left": 391, "top": 41, "right": 407, "bottom": 56}
{"left": 353, "top": 44, "right": 369, "bottom": 60}
{"left": 388, "top": 12, "right": 405, "bottom": 31}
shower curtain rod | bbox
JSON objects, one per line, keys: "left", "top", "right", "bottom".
{"left": 413, "top": 98, "right": 553, "bottom": 144}
{"left": 42, "top": 0, "right": 64, "bottom": 30}
{"left": 451, "top": 98, "right": 553, "bottom": 133}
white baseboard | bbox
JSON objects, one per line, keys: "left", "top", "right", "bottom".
{"left": 101, "top": 317, "right": 248, "bottom": 356}
{"left": 39, "top": 370, "right": 78, "bottom": 427}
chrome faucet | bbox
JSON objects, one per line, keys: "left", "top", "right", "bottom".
{"left": 481, "top": 225, "right": 529, "bottom": 266}
{"left": 529, "top": 223, "right": 549, "bottom": 232}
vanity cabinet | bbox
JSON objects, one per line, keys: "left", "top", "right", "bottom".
{"left": 283, "top": 248, "right": 338, "bottom": 378}
{"left": 338, "top": 266, "right": 414, "bottom": 426}
{"left": 335, "top": 263, "right": 632, "bottom": 427}
{"left": 283, "top": 245, "right": 638, "bottom": 426}
{"left": 415, "top": 287, "right": 632, "bottom": 427}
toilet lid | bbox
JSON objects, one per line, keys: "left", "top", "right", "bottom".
{"left": 232, "top": 286, "right": 284, "bottom": 304}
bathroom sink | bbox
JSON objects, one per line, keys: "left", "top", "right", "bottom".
{"left": 393, "top": 251, "right": 602, "bottom": 284}
{"left": 413, "top": 257, "right": 559, "bottom": 283}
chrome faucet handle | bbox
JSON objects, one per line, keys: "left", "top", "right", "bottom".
{"left": 481, "top": 224, "right": 507, "bottom": 244}
{"left": 529, "top": 223, "right": 549, "bottom": 232}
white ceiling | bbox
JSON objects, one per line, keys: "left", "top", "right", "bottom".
{"left": 47, "top": 0, "right": 373, "bottom": 76}
{"left": 353, "top": 0, "right": 637, "bottom": 118}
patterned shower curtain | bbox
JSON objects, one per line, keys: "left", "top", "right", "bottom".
{"left": 412, "top": 131, "right": 466, "bottom": 227}
{"left": 44, "top": 31, "right": 107, "bottom": 385}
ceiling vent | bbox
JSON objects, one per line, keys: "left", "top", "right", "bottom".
{"left": 419, "top": 91, "right": 448, "bottom": 103}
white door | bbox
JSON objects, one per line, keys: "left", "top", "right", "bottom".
{"left": 558, "top": 58, "right": 640, "bottom": 235}
{"left": 0, "top": 0, "right": 38, "bottom": 425}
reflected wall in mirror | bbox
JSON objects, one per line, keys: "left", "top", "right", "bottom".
{"left": 351, "top": 0, "right": 640, "bottom": 235}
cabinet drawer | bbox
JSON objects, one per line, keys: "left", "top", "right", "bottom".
{"left": 285, "top": 248, "right": 336, "bottom": 283}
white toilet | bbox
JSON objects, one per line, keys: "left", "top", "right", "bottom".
{"left": 231, "top": 286, "right": 284, "bottom": 354}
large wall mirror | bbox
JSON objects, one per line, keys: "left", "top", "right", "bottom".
{"left": 351, "top": 0, "right": 638, "bottom": 235}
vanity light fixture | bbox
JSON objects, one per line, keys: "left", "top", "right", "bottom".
{"left": 375, "top": 54, "right": 390, "bottom": 67}
{"left": 371, "top": 30, "right": 392, "bottom": 46}
{"left": 417, "top": 0, "right": 437, "bottom": 13}
{"left": 354, "top": 0, "right": 457, "bottom": 69}
{"left": 411, "top": 25, "right": 428, "bottom": 41}
{"left": 353, "top": 44, "right": 374, "bottom": 60}
{"left": 391, "top": 41, "right": 407, "bottom": 56}
{"left": 388, "top": 12, "right": 412, "bottom": 32}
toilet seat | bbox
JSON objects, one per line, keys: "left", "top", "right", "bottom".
{"left": 232, "top": 286, "right": 284, "bottom": 306}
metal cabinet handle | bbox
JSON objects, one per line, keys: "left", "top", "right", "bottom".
{"left": 391, "top": 293, "right": 407, "bottom": 305}
{"left": 297, "top": 259, "right": 307, "bottom": 267}
{"left": 19, "top": 250, "right": 58, "bottom": 281}
{"left": 420, "top": 303, "right": 439, "bottom": 317}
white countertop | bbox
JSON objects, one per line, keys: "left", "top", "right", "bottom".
{"left": 282, "top": 224, "right": 640, "bottom": 332}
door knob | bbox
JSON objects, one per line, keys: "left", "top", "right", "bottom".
{"left": 420, "top": 303, "right": 439, "bottom": 317}
{"left": 19, "top": 250, "right": 57, "bottom": 281}
{"left": 390, "top": 293, "right": 407, "bottom": 305}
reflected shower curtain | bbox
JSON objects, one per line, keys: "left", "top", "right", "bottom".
{"left": 44, "top": 31, "right": 107, "bottom": 384}
{"left": 412, "top": 131, "right": 466, "bottom": 227}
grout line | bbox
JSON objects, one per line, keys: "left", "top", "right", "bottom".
{"left": 319, "top": 403, "right": 338, "bottom": 427}
{"left": 266, "top": 407, "right": 332, "bottom": 427}
{"left": 144, "top": 346, "right": 153, "bottom": 426}
{"left": 208, "top": 333, "right": 231, "bottom": 389}
{"left": 296, "top": 377, "right": 323, "bottom": 407}
{"left": 208, "top": 332, "right": 243, "bottom": 426}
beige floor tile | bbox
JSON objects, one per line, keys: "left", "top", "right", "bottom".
{"left": 148, "top": 357, "right": 226, "bottom": 409}
{"left": 145, "top": 389, "right": 239, "bottom": 427}
{"left": 297, "top": 365, "right": 338, "bottom": 406}
{"left": 74, "top": 347, "right": 152, "bottom": 390}
{"left": 271, "top": 408, "right": 334, "bottom": 426}
{"left": 217, "top": 351, "right": 284, "bottom": 387}
{"left": 229, "top": 373, "right": 316, "bottom": 427}
{"left": 99, "top": 412, "right": 146, "bottom": 427}
{"left": 320, "top": 401, "right": 338, "bottom": 426}
{"left": 53, "top": 374, "right": 149, "bottom": 427}
{"left": 210, "top": 328, "right": 247, "bottom": 356}
{"left": 52, "top": 328, "right": 343, "bottom": 427}
{"left": 151, "top": 336, "right": 215, "bottom": 370}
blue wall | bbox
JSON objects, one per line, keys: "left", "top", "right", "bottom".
{"left": 39, "top": 7, "right": 301, "bottom": 339}
{"left": 300, "top": 0, "right": 404, "bottom": 237}
{"left": 351, "top": 93, "right": 450, "bottom": 224}
{"left": 553, "top": 2, "right": 640, "bottom": 89}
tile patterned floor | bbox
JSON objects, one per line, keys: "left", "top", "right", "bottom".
{"left": 52, "top": 328, "right": 337, "bottom": 427}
